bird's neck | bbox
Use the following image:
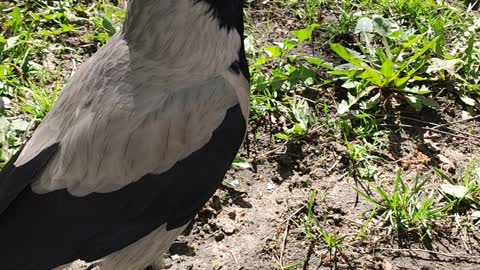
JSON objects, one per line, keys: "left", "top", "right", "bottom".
{"left": 122, "top": 0, "right": 245, "bottom": 75}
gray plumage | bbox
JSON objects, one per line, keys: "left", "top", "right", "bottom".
{"left": 16, "top": 0, "right": 249, "bottom": 196}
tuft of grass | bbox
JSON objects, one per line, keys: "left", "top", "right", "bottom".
{"left": 300, "top": 190, "right": 350, "bottom": 264}
{"left": 356, "top": 169, "right": 447, "bottom": 240}
{"left": 19, "top": 74, "right": 60, "bottom": 120}
{"left": 434, "top": 161, "right": 480, "bottom": 226}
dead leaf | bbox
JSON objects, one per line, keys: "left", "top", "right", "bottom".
{"left": 438, "top": 154, "right": 455, "bottom": 173}
{"left": 424, "top": 130, "right": 441, "bottom": 152}
{"left": 382, "top": 259, "right": 395, "bottom": 270}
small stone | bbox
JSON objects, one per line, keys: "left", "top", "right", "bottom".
{"left": 333, "top": 142, "right": 347, "bottom": 153}
{"left": 266, "top": 182, "right": 275, "bottom": 190}
{"left": 0, "top": 97, "right": 12, "bottom": 110}
{"left": 223, "top": 226, "right": 236, "bottom": 235}
{"left": 202, "top": 223, "right": 211, "bottom": 233}
{"left": 221, "top": 220, "right": 237, "bottom": 235}
{"left": 171, "top": 254, "right": 181, "bottom": 261}
{"left": 228, "top": 179, "right": 240, "bottom": 187}
{"left": 332, "top": 214, "right": 342, "bottom": 225}
{"left": 228, "top": 211, "right": 236, "bottom": 220}
{"left": 214, "top": 233, "right": 225, "bottom": 242}
{"left": 209, "top": 195, "right": 222, "bottom": 211}
{"left": 382, "top": 260, "right": 394, "bottom": 270}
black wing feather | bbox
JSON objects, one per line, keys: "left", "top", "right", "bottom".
{"left": 0, "top": 143, "right": 59, "bottom": 214}
{"left": 0, "top": 105, "right": 245, "bottom": 270}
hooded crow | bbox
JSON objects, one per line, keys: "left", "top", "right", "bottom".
{"left": 0, "top": 0, "right": 249, "bottom": 269}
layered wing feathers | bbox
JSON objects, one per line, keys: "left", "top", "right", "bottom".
{"left": 14, "top": 34, "right": 241, "bottom": 196}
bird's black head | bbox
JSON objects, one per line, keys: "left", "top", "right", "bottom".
{"left": 198, "top": 0, "right": 248, "bottom": 80}
{"left": 197, "top": 0, "right": 246, "bottom": 35}
{"left": 193, "top": 0, "right": 249, "bottom": 81}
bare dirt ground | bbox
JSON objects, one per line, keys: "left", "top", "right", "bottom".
{"left": 162, "top": 104, "right": 480, "bottom": 270}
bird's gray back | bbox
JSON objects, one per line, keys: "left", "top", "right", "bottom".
{"left": 14, "top": 0, "right": 249, "bottom": 196}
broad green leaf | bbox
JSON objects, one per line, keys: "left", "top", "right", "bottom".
{"left": 426, "top": 58, "right": 463, "bottom": 75}
{"left": 11, "top": 119, "right": 29, "bottom": 131}
{"left": 341, "top": 80, "right": 360, "bottom": 89}
{"left": 100, "top": 13, "right": 116, "bottom": 37}
{"left": 5, "top": 35, "right": 20, "bottom": 51}
{"left": 432, "top": 19, "right": 445, "bottom": 57}
{"left": 419, "top": 96, "right": 440, "bottom": 109}
{"left": 372, "top": 15, "right": 392, "bottom": 37}
{"left": 355, "top": 17, "right": 374, "bottom": 34}
{"left": 9, "top": 7, "right": 22, "bottom": 33}
{"left": 459, "top": 94, "right": 476, "bottom": 106}
{"left": 409, "top": 37, "right": 439, "bottom": 63}
{"left": 408, "top": 59, "right": 427, "bottom": 77}
{"left": 402, "top": 34, "right": 424, "bottom": 48}
{"left": 380, "top": 58, "right": 394, "bottom": 80}
{"left": 0, "top": 117, "right": 9, "bottom": 132}
{"left": 11, "top": 7, "right": 22, "bottom": 21}
{"left": 465, "top": 33, "right": 476, "bottom": 65}
{"left": 284, "top": 39, "right": 298, "bottom": 51}
{"left": 0, "top": 65, "right": 5, "bottom": 80}
{"left": 411, "top": 76, "right": 427, "bottom": 81}
{"left": 244, "top": 35, "right": 255, "bottom": 53}
{"left": 291, "top": 23, "right": 319, "bottom": 43}
{"left": 387, "top": 30, "right": 401, "bottom": 39}
{"left": 361, "top": 68, "right": 384, "bottom": 87}
{"left": 375, "top": 48, "right": 388, "bottom": 64}
{"left": 404, "top": 94, "right": 422, "bottom": 111}
{"left": 290, "top": 65, "right": 317, "bottom": 84}
{"left": 302, "top": 56, "right": 322, "bottom": 66}
{"left": 402, "top": 85, "right": 431, "bottom": 95}
{"left": 255, "top": 57, "right": 268, "bottom": 66}
{"left": 330, "top": 69, "right": 358, "bottom": 78}
{"left": 232, "top": 157, "right": 252, "bottom": 169}
{"left": 330, "top": 43, "right": 365, "bottom": 67}
{"left": 60, "top": 24, "right": 76, "bottom": 33}
{"left": 337, "top": 99, "right": 350, "bottom": 115}
{"left": 360, "top": 92, "right": 381, "bottom": 110}
{"left": 38, "top": 29, "right": 52, "bottom": 37}
{"left": 53, "top": 24, "right": 76, "bottom": 35}
{"left": 20, "top": 47, "right": 30, "bottom": 74}
{"left": 275, "top": 133, "right": 289, "bottom": 141}
{"left": 264, "top": 46, "right": 282, "bottom": 58}
{"left": 29, "top": 11, "right": 40, "bottom": 21}
{"left": 302, "top": 56, "right": 334, "bottom": 70}
{"left": 287, "top": 124, "right": 307, "bottom": 137}
{"left": 394, "top": 76, "right": 410, "bottom": 87}
{"left": 396, "top": 38, "right": 437, "bottom": 76}
{"left": 440, "top": 184, "right": 468, "bottom": 199}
